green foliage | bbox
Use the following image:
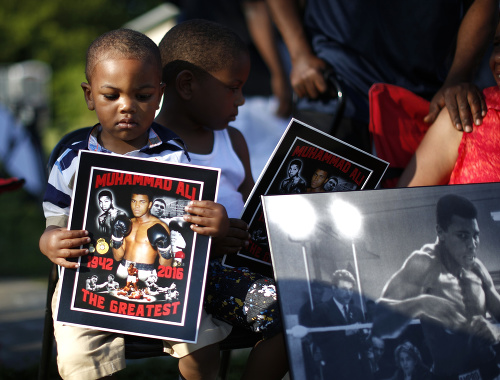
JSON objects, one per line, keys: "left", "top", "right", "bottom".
{"left": 1, "top": 0, "right": 165, "bottom": 67}
{"left": 47, "top": 64, "right": 98, "bottom": 149}
{"left": 0, "top": 1, "right": 167, "bottom": 276}
{"left": 1, "top": 0, "right": 166, "bottom": 152}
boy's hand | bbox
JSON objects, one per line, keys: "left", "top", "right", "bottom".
{"left": 183, "top": 200, "right": 229, "bottom": 238}
{"left": 39, "top": 226, "right": 90, "bottom": 269}
{"left": 212, "top": 218, "right": 251, "bottom": 258}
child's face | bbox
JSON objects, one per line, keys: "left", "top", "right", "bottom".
{"left": 194, "top": 52, "right": 250, "bottom": 130}
{"left": 81, "top": 58, "right": 164, "bottom": 153}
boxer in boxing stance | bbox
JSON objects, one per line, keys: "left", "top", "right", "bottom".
{"left": 373, "top": 194, "right": 500, "bottom": 379}
{"left": 111, "top": 188, "right": 173, "bottom": 282}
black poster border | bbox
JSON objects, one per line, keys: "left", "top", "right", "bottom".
{"left": 56, "top": 150, "right": 220, "bottom": 343}
{"left": 222, "top": 118, "right": 388, "bottom": 276}
{"left": 262, "top": 182, "right": 500, "bottom": 380}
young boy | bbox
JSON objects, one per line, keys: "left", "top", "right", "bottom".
{"left": 39, "top": 29, "right": 231, "bottom": 380}
{"left": 155, "top": 19, "right": 288, "bottom": 379}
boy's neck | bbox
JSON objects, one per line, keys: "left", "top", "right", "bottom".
{"left": 156, "top": 107, "right": 214, "bottom": 155}
{"left": 98, "top": 128, "right": 149, "bottom": 155}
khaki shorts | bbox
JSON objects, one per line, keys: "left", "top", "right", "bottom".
{"left": 52, "top": 280, "right": 232, "bottom": 379}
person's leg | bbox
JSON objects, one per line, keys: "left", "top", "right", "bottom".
{"left": 178, "top": 343, "right": 221, "bottom": 380}
{"left": 205, "top": 262, "right": 282, "bottom": 336}
{"left": 165, "top": 310, "right": 231, "bottom": 380}
{"left": 242, "top": 333, "right": 289, "bottom": 380}
{"left": 205, "top": 261, "right": 288, "bottom": 379}
{"left": 52, "top": 283, "right": 125, "bottom": 380}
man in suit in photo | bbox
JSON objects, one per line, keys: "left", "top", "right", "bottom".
{"left": 300, "top": 269, "right": 366, "bottom": 379}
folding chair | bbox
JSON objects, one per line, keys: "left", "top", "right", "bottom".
{"left": 368, "top": 83, "right": 431, "bottom": 188}
{"left": 38, "top": 126, "right": 262, "bottom": 380}
{"left": 0, "top": 177, "right": 25, "bottom": 194}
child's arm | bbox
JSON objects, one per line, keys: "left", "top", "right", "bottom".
{"left": 397, "top": 109, "right": 462, "bottom": 187}
{"left": 39, "top": 226, "right": 91, "bottom": 269}
{"left": 183, "top": 201, "right": 251, "bottom": 258}
{"left": 205, "top": 127, "right": 254, "bottom": 258}
{"left": 183, "top": 200, "right": 230, "bottom": 238}
{"left": 211, "top": 218, "right": 251, "bottom": 258}
{"left": 228, "top": 126, "right": 255, "bottom": 200}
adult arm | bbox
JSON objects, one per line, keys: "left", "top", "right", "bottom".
{"left": 424, "top": 0, "right": 498, "bottom": 131}
{"left": 243, "top": 0, "right": 293, "bottom": 117}
{"left": 397, "top": 109, "right": 462, "bottom": 187}
{"left": 266, "top": 0, "right": 328, "bottom": 99}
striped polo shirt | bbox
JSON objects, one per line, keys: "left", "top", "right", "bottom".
{"left": 43, "top": 122, "right": 188, "bottom": 227}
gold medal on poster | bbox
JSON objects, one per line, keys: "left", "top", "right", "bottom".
{"left": 96, "top": 238, "right": 109, "bottom": 254}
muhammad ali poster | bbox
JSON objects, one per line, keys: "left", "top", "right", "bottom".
{"left": 222, "top": 118, "right": 388, "bottom": 276}
{"left": 262, "top": 183, "right": 500, "bottom": 380}
{"left": 55, "top": 150, "right": 220, "bottom": 343}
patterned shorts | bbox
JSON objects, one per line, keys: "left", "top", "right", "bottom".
{"left": 204, "top": 260, "right": 282, "bottom": 339}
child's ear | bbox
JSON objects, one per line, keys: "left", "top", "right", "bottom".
{"left": 156, "top": 82, "right": 166, "bottom": 110}
{"left": 176, "top": 70, "right": 195, "bottom": 100}
{"left": 81, "top": 82, "right": 95, "bottom": 110}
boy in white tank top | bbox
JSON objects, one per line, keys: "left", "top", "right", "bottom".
{"left": 156, "top": 19, "right": 288, "bottom": 380}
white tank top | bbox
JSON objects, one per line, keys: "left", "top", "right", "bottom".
{"left": 181, "top": 129, "right": 245, "bottom": 218}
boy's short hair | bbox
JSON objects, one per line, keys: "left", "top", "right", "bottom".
{"left": 85, "top": 28, "right": 162, "bottom": 82}
{"left": 159, "top": 19, "right": 248, "bottom": 84}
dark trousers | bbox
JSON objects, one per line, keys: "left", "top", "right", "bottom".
{"left": 293, "top": 108, "right": 372, "bottom": 154}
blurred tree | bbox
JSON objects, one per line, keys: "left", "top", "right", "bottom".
{"left": 0, "top": 1, "right": 166, "bottom": 278}
{"left": 1, "top": 0, "right": 165, "bottom": 152}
